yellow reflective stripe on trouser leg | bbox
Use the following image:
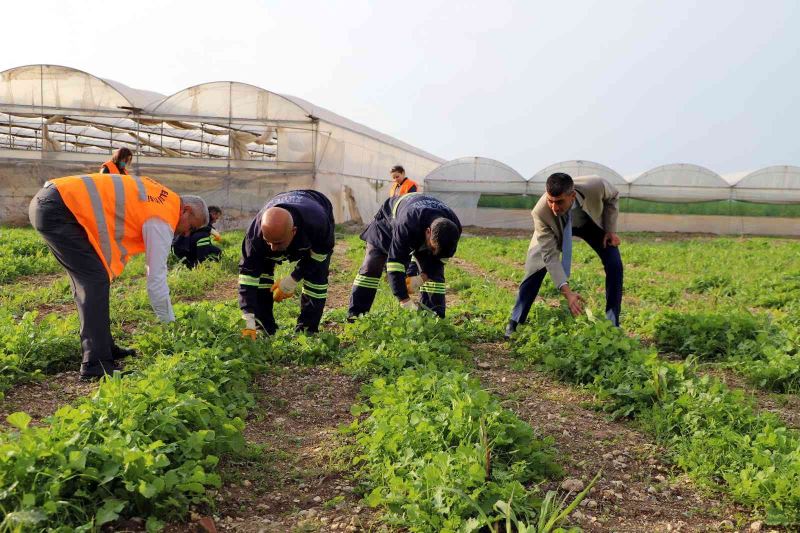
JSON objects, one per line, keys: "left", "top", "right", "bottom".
{"left": 353, "top": 274, "right": 380, "bottom": 288}
{"left": 304, "top": 280, "right": 328, "bottom": 291}
{"left": 310, "top": 251, "right": 328, "bottom": 262}
{"left": 386, "top": 262, "right": 405, "bottom": 273}
{"left": 302, "top": 286, "right": 327, "bottom": 299}
{"left": 420, "top": 281, "right": 446, "bottom": 294}
{"left": 258, "top": 274, "right": 274, "bottom": 289}
{"left": 239, "top": 274, "right": 260, "bottom": 287}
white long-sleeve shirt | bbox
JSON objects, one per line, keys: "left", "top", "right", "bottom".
{"left": 142, "top": 218, "right": 176, "bottom": 322}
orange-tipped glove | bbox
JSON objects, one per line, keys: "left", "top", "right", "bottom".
{"left": 272, "top": 276, "right": 298, "bottom": 302}
{"left": 241, "top": 313, "right": 258, "bottom": 339}
{"left": 210, "top": 228, "right": 222, "bottom": 242}
{"left": 405, "top": 275, "right": 424, "bottom": 294}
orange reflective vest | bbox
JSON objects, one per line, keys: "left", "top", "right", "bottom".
{"left": 389, "top": 177, "right": 418, "bottom": 197}
{"left": 100, "top": 160, "right": 128, "bottom": 175}
{"left": 51, "top": 173, "right": 181, "bottom": 279}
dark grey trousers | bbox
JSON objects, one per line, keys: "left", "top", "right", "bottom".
{"left": 28, "top": 183, "right": 114, "bottom": 368}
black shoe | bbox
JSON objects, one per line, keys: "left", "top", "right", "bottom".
{"left": 504, "top": 320, "right": 518, "bottom": 340}
{"left": 112, "top": 345, "right": 137, "bottom": 360}
{"left": 346, "top": 315, "right": 358, "bottom": 324}
{"left": 79, "top": 360, "right": 124, "bottom": 381}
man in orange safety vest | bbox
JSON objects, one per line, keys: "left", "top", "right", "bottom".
{"left": 28, "top": 173, "right": 208, "bottom": 380}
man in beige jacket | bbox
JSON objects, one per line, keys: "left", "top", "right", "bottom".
{"left": 505, "top": 172, "right": 623, "bottom": 338}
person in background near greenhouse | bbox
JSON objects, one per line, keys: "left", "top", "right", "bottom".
{"left": 348, "top": 193, "right": 462, "bottom": 319}
{"left": 99, "top": 147, "right": 133, "bottom": 175}
{"left": 28, "top": 173, "right": 209, "bottom": 379}
{"left": 388, "top": 164, "right": 418, "bottom": 197}
{"left": 505, "top": 172, "right": 623, "bottom": 339}
{"left": 172, "top": 205, "right": 223, "bottom": 268}
{"left": 239, "top": 190, "right": 335, "bottom": 338}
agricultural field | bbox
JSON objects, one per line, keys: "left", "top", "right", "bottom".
{"left": 0, "top": 225, "right": 799, "bottom": 532}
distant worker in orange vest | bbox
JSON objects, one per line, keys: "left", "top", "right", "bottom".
{"left": 388, "top": 165, "right": 418, "bottom": 197}
{"left": 100, "top": 147, "right": 133, "bottom": 175}
{"left": 28, "top": 173, "right": 209, "bottom": 380}
{"left": 388, "top": 165, "right": 421, "bottom": 275}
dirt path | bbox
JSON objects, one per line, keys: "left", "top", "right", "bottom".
{"left": 473, "top": 342, "right": 753, "bottom": 532}
{"left": 326, "top": 240, "right": 354, "bottom": 310}
{"left": 0, "top": 371, "right": 98, "bottom": 428}
{"left": 173, "top": 365, "right": 380, "bottom": 532}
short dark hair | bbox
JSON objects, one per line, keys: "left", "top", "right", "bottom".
{"left": 208, "top": 206, "right": 222, "bottom": 216}
{"left": 111, "top": 147, "right": 133, "bottom": 164}
{"left": 429, "top": 218, "right": 460, "bottom": 258}
{"left": 545, "top": 172, "right": 574, "bottom": 197}
{"left": 390, "top": 165, "right": 405, "bottom": 174}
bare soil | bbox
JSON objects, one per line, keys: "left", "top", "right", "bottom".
{"left": 0, "top": 371, "right": 98, "bottom": 428}
{"left": 474, "top": 342, "right": 756, "bottom": 532}
{"left": 170, "top": 366, "right": 381, "bottom": 532}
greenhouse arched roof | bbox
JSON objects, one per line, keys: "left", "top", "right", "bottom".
{"left": 150, "top": 81, "right": 311, "bottom": 122}
{"left": 0, "top": 64, "right": 149, "bottom": 112}
{"left": 733, "top": 165, "right": 800, "bottom": 203}
{"left": 425, "top": 156, "right": 526, "bottom": 193}
{"left": 529, "top": 160, "right": 627, "bottom": 186}
{"left": 629, "top": 163, "right": 729, "bottom": 202}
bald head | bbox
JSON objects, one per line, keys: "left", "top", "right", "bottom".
{"left": 261, "top": 207, "right": 296, "bottom": 251}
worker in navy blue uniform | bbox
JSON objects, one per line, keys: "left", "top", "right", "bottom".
{"left": 239, "top": 190, "right": 334, "bottom": 337}
{"left": 348, "top": 193, "right": 461, "bottom": 319}
{"left": 173, "top": 206, "right": 223, "bottom": 268}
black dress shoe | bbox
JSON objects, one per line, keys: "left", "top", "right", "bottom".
{"left": 111, "top": 345, "right": 137, "bottom": 360}
{"left": 80, "top": 360, "right": 124, "bottom": 381}
{"left": 504, "top": 320, "right": 518, "bottom": 340}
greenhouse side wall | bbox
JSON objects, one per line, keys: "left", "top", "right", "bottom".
{"left": 463, "top": 207, "right": 800, "bottom": 236}
{"left": 0, "top": 152, "right": 314, "bottom": 227}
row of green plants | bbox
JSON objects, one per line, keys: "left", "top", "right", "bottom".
{"left": 0, "top": 233, "right": 244, "bottom": 396}
{"left": 0, "top": 301, "right": 343, "bottom": 531}
{"left": 0, "top": 228, "right": 62, "bottom": 283}
{"left": 338, "top": 309, "right": 589, "bottom": 532}
{"left": 512, "top": 307, "right": 800, "bottom": 526}
{"left": 454, "top": 235, "right": 800, "bottom": 394}
{"left": 653, "top": 309, "right": 800, "bottom": 392}
{"left": 0, "top": 310, "right": 79, "bottom": 397}
{"left": 331, "top": 245, "right": 593, "bottom": 532}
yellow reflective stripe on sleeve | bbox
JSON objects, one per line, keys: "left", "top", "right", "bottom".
{"left": 302, "top": 286, "right": 327, "bottom": 299}
{"left": 386, "top": 262, "right": 406, "bottom": 273}
{"left": 197, "top": 238, "right": 212, "bottom": 246}
{"left": 239, "top": 274, "right": 260, "bottom": 287}
{"left": 310, "top": 251, "right": 328, "bottom": 262}
{"left": 303, "top": 280, "right": 328, "bottom": 290}
{"left": 391, "top": 192, "right": 422, "bottom": 218}
{"left": 440, "top": 258, "right": 450, "bottom": 263}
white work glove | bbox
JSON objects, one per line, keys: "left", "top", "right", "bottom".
{"left": 400, "top": 299, "right": 419, "bottom": 311}
{"left": 278, "top": 275, "right": 298, "bottom": 294}
{"left": 406, "top": 275, "right": 424, "bottom": 293}
{"left": 243, "top": 313, "right": 257, "bottom": 330}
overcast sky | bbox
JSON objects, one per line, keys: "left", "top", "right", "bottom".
{"left": 4, "top": 0, "right": 799, "bottom": 177}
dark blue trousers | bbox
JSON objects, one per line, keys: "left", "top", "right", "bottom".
{"left": 510, "top": 221, "right": 623, "bottom": 326}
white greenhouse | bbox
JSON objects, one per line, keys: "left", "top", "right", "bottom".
{"left": 0, "top": 64, "right": 443, "bottom": 225}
